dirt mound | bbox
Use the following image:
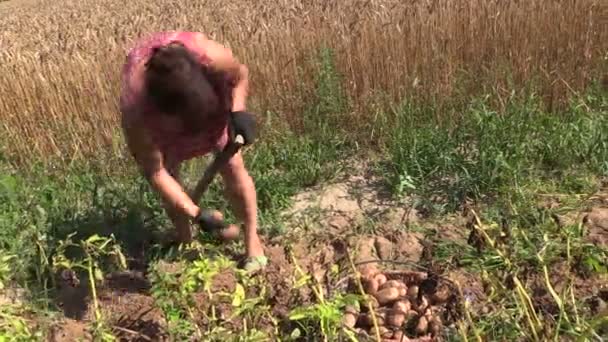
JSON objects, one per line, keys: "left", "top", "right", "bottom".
{"left": 583, "top": 207, "right": 608, "bottom": 248}
{"left": 43, "top": 162, "right": 462, "bottom": 341}
{"left": 42, "top": 166, "right": 608, "bottom": 340}
{"left": 281, "top": 163, "right": 421, "bottom": 235}
{"left": 48, "top": 318, "right": 90, "bottom": 342}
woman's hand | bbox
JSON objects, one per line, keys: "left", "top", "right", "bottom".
{"left": 193, "top": 209, "right": 240, "bottom": 240}
{"left": 229, "top": 111, "right": 257, "bottom": 145}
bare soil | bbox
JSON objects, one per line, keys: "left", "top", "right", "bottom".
{"left": 44, "top": 167, "right": 608, "bottom": 341}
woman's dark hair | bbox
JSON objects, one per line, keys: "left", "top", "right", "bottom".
{"left": 144, "top": 42, "right": 230, "bottom": 134}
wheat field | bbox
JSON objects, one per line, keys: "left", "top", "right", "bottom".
{"left": 0, "top": 0, "right": 606, "bottom": 167}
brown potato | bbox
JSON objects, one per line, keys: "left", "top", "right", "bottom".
{"left": 363, "top": 277, "right": 380, "bottom": 295}
{"left": 415, "top": 296, "right": 429, "bottom": 314}
{"left": 400, "top": 271, "right": 428, "bottom": 285}
{"left": 431, "top": 286, "right": 451, "bottom": 304}
{"left": 405, "top": 310, "right": 419, "bottom": 321}
{"left": 342, "top": 312, "right": 357, "bottom": 328}
{"left": 375, "top": 287, "right": 400, "bottom": 305}
{"left": 392, "top": 330, "right": 404, "bottom": 340}
{"left": 376, "top": 314, "right": 386, "bottom": 327}
{"left": 380, "top": 280, "right": 405, "bottom": 290}
{"left": 356, "top": 313, "right": 371, "bottom": 327}
{"left": 398, "top": 287, "right": 407, "bottom": 297}
{"left": 360, "top": 265, "right": 378, "bottom": 280}
{"left": 375, "top": 273, "right": 388, "bottom": 286}
{"left": 357, "top": 312, "right": 385, "bottom": 327}
{"left": 378, "top": 326, "right": 392, "bottom": 337}
{"left": 429, "top": 315, "right": 442, "bottom": 336}
{"left": 407, "top": 285, "right": 419, "bottom": 299}
{"left": 386, "top": 311, "right": 405, "bottom": 328}
{"left": 344, "top": 305, "right": 359, "bottom": 315}
{"left": 392, "top": 300, "right": 411, "bottom": 314}
{"left": 355, "top": 328, "right": 370, "bottom": 339}
{"left": 366, "top": 295, "right": 380, "bottom": 309}
{"left": 375, "top": 309, "right": 387, "bottom": 322}
{"left": 415, "top": 316, "right": 429, "bottom": 335}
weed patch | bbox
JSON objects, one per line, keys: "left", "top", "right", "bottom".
{"left": 384, "top": 90, "right": 608, "bottom": 215}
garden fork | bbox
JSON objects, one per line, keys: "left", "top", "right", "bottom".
{"left": 189, "top": 134, "right": 245, "bottom": 204}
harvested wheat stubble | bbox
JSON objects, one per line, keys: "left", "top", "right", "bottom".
{"left": 346, "top": 263, "right": 459, "bottom": 341}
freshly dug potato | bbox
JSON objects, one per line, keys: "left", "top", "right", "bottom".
{"left": 386, "top": 310, "right": 406, "bottom": 328}
{"left": 363, "top": 277, "right": 380, "bottom": 295}
{"left": 378, "top": 326, "right": 392, "bottom": 339}
{"left": 376, "top": 309, "right": 387, "bottom": 321}
{"left": 378, "top": 327, "right": 393, "bottom": 338}
{"left": 429, "top": 316, "right": 443, "bottom": 336}
{"left": 375, "top": 273, "right": 388, "bottom": 287}
{"left": 398, "top": 287, "right": 407, "bottom": 297}
{"left": 380, "top": 280, "right": 406, "bottom": 290}
{"left": 407, "top": 285, "right": 419, "bottom": 299}
{"left": 354, "top": 328, "right": 369, "bottom": 339}
{"left": 364, "top": 295, "right": 380, "bottom": 309}
{"left": 359, "top": 264, "right": 378, "bottom": 283}
{"left": 405, "top": 310, "right": 419, "bottom": 321}
{"left": 403, "top": 271, "right": 428, "bottom": 284}
{"left": 375, "top": 287, "right": 400, "bottom": 305}
{"left": 415, "top": 316, "right": 429, "bottom": 335}
{"left": 431, "top": 286, "right": 451, "bottom": 304}
{"left": 392, "top": 330, "right": 404, "bottom": 340}
{"left": 392, "top": 300, "right": 411, "bottom": 314}
{"left": 342, "top": 312, "right": 357, "bottom": 328}
{"left": 384, "top": 270, "right": 427, "bottom": 285}
{"left": 344, "top": 305, "right": 359, "bottom": 315}
{"left": 357, "top": 312, "right": 385, "bottom": 327}
{"left": 356, "top": 313, "right": 372, "bottom": 327}
{"left": 415, "top": 296, "right": 430, "bottom": 314}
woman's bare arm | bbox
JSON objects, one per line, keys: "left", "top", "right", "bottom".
{"left": 191, "top": 33, "right": 250, "bottom": 112}
{"left": 122, "top": 116, "right": 200, "bottom": 219}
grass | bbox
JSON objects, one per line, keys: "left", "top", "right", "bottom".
{"left": 383, "top": 85, "right": 608, "bottom": 215}
{"left": 1, "top": 0, "right": 608, "bottom": 340}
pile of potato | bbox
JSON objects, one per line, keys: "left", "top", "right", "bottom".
{"left": 343, "top": 268, "right": 452, "bottom": 341}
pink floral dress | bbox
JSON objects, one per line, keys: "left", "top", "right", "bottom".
{"left": 119, "top": 31, "right": 230, "bottom": 168}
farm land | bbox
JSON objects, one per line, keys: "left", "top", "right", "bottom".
{"left": 0, "top": 0, "right": 607, "bottom": 341}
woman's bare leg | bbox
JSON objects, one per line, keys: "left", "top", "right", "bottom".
{"left": 161, "top": 163, "right": 194, "bottom": 244}
{"left": 219, "top": 151, "right": 264, "bottom": 258}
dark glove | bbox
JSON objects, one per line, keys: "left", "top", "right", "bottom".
{"left": 193, "top": 209, "right": 227, "bottom": 233}
{"left": 228, "top": 111, "right": 257, "bottom": 146}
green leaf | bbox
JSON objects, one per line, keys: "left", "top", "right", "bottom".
{"left": 330, "top": 264, "right": 339, "bottom": 275}
{"left": 290, "top": 328, "right": 301, "bottom": 339}
{"left": 288, "top": 306, "right": 314, "bottom": 321}
{"left": 86, "top": 234, "right": 104, "bottom": 243}
{"left": 232, "top": 283, "right": 245, "bottom": 307}
{"left": 288, "top": 312, "right": 307, "bottom": 321}
{"left": 116, "top": 251, "right": 127, "bottom": 269}
{"left": 94, "top": 268, "right": 104, "bottom": 282}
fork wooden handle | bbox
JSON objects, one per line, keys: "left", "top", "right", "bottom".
{"left": 190, "top": 134, "right": 245, "bottom": 204}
